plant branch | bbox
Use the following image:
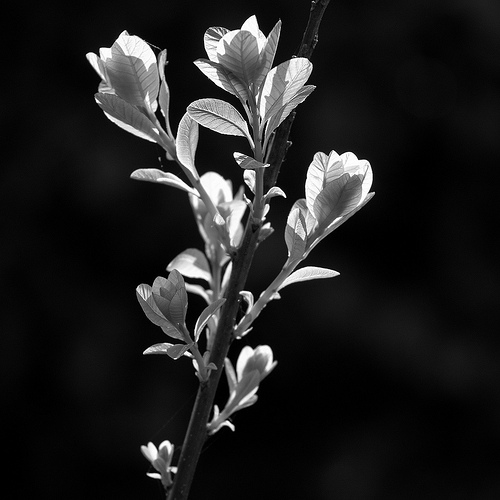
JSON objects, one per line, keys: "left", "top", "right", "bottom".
{"left": 167, "top": 219, "right": 262, "bottom": 500}
{"left": 167, "top": 2, "right": 332, "bottom": 498}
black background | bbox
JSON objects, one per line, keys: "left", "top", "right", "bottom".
{"left": 3, "top": 0, "right": 500, "bottom": 498}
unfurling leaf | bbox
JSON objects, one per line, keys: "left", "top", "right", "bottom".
{"left": 277, "top": 266, "right": 339, "bottom": 292}
{"left": 187, "top": 99, "right": 252, "bottom": 143}
{"left": 167, "top": 249, "right": 212, "bottom": 283}
{"left": 176, "top": 113, "right": 200, "bottom": 179}
{"left": 194, "top": 298, "right": 226, "bottom": 341}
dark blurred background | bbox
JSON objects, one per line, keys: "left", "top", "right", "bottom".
{"left": 2, "top": 0, "right": 500, "bottom": 498}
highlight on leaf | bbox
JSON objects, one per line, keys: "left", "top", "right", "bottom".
{"left": 277, "top": 266, "right": 339, "bottom": 292}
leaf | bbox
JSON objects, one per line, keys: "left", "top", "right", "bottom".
{"left": 136, "top": 284, "right": 184, "bottom": 340}
{"left": 233, "top": 152, "right": 269, "bottom": 169}
{"left": 154, "top": 270, "right": 188, "bottom": 327}
{"left": 204, "top": 26, "right": 230, "bottom": 62}
{"left": 167, "top": 343, "right": 193, "bottom": 360}
{"left": 194, "top": 298, "right": 226, "bottom": 341}
{"left": 143, "top": 342, "right": 174, "bottom": 355}
{"left": 86, "top": 52, "right": 108, "bottom": 82}
{"left": 243, "top": 170, "right": 256, "bottom": 193}
{"left": 306, "top": 151, "right": 344, "bottom": 212}
{"left": 187, "top": 99, "right": 252, "bottom": 142}
{"left": 176, "top": 113, "right": 200, "bottom": 179}
{"left": 106, "top": 31, "right": 159, "bottom": 110}
{"left": 284, "top": 207, "right": 307, "bottom": 260}
{"left": 259, "top": 58, "right": 312, "bottom": 126}
{"left": 313, "top": 174, "right": 363, "bottom": 226}
{"left": 130, "top": 168, "right": 169, "bottom": 182}
{"left": 264, "top": 186, "right": 286, "bottom": 200}
{"left": 157, "top": 49, "right": 172, "bottom": 134}
{"left": 264, "top": 85, "right": 315, "bottom": 146}
{"left": 95, "top": 93, "right": 162, "bottom": 143}
{"left": 167, "top": 249, "right": 212, "bottom": 283}
{"left": 130, "top": 169, "right": 199, "bottom": 196}
{"left": 277, "top": 266, "right": 339, "bottom": 292}
{"left": 194, "top": 59, "right": 249, "bottom": 104}
{"left": 155, "top": 173, "right": 200, "bottom": 196}
{"left": 136, "top": 284, "right": 169, "bottom": 327}
{"left": 254, "top": 20, "right": 282, "bottom": 89}
{"left": 216, "top": 29, "right": 261, "bottom": 84}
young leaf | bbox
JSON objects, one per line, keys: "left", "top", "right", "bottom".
{"left": 194, "top": 298, "right": 226, "bottom": 341}
{"left": 130, "top": 169, "right": 200, "bottom": 196}
{"left": 154, "top": 270, "right": 188, "bottom": 327}
{"left": 130, "top": 168, "right": 169, "bottom": 182}
{"left": 216, "top": 29, "right": 262, "bottom": 84}
{"left": 106, "top": 31, "right": 159, "bottom": 110}
{"left": 204, "top": 26, "right": 230, "bottom": 62}
{"left": 284, "top": 207, "right": 307, "bottom": 261}
{"left": 167, "top": 343, "right": 193, "bottom": 360}
{"left": 136, "top": 284, "right": 169, "bottom": 327}
{"left": 194, "top": 59, "right": 249, "bottom": 104}
{"left": 143, "top": 342, "right": 174, "bottom": 355}
{"left": 306, "top": 151, "right": 343, "bottom": 212}
{"left": 155, "top": 174, "right": 200, "bottom": 196}
{"left": 94, "top": 93, "right": 162, "bottom": 144}
{"left": 254, "top": 20, "right": 282, "bottom": 89}
{"left": 277, "top": 266, "right": 339, "bottom": 292}
{"left": 244, "top": 170, "right": 256, "bottom": 193}
{"left": 313, "top": 174, "right": 363, "bottom": 226}
{"left": 233, "top": 152, "right": 269, "bottom": 169}
{"left": 176, "top": 113, "right": 200, "bottom": 179}
{"left": 136, "top": 284, "right": 184, "bottom": 340}
{"left": 187, "top": 99, "right": 252, "bottom": 143}
{"left": 167, "top": 249, "right": 212, "bottom": 283}
{"left": 264, "top": 186, "right": 286, "bottom": 201}
{"left": 259, "top": 58, "right": 312, "bottom": 126}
